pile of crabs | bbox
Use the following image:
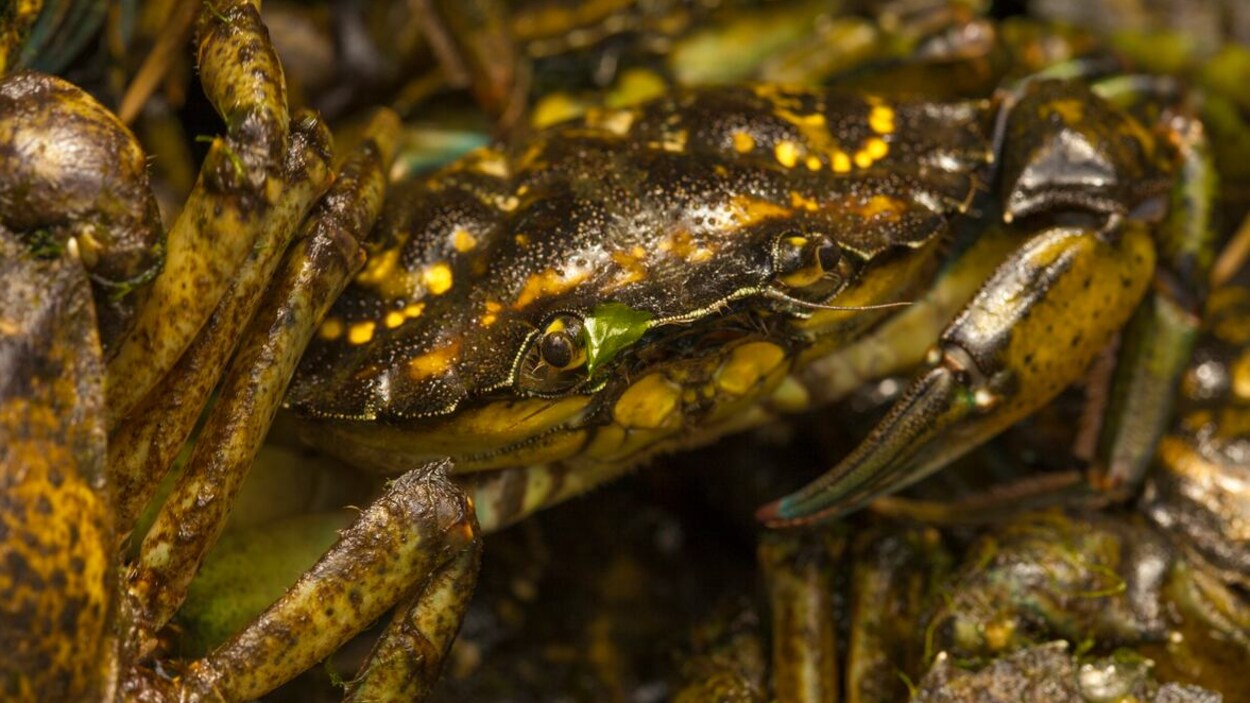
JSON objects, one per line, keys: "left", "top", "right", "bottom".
{"left": 3, "top": 0, "right": 1250, "bottom": 701}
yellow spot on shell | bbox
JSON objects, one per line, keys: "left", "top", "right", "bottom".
{"left": 423, "top": 263, "right": 454, "bottom": 295}
{"left": 514, "top": 268, "right": 590, "bottom": 309}
{"left": 661, "top": 130, "right": 688, "bottom": 152}
{"left": 831, "top": 151, "right": 851, "bottom": 173}
{"left": 348, "top": 321, "right": 376, "bottom": 345}
{"left": 865, "top": 137, "right": 889, "bottom": 160}
{"left": 728, "top": 194, "right": 792, "bottom": 227}
{"left": 451, "top": 228, "right": 478, "bottom": 253}
{"left": 853, "top": 149, "right": 874, "bottom": 169}
{"left": 404, "top": 302, "right": 426, "bottom": 318}
{"left": 732, "top": 131, "right": 755, "bottom": 153}
{"left": 774, "top": 140, "right": 799, "bottom": 168}
{"left": 869, "top": 105, "right": 896, "bottom": 134}
{"left": 407, "top": 341, "right": 461, "bottom": 381}
{"left": 789, "top": 192, "right": 819, "bottom": 211}
{"left": 655, "top": 229, "right": 714, "bottom": 265}
{"left": 356, "top": 248, "right": 397, "bottom": 286}
{"left": 608, "top": 249, "right": 648, "bottom": 289}
{"left": 318, "top": 318, "right": 344, "bottom": 341}
{"left": 805, "top": 156, "right": 822, "bottom": 171}
{"left": 384, "top": 311, "right": 405, "bottom": 329}
{"left": 481, "top": 300, "right": 503, "bottom": 327}
{"left": 857, "top": 194, "right": 903, "bottom": 220}
{"left": 796, "top": 112, "right": 826, "bottom": 127}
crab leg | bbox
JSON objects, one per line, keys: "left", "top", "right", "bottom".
{"left": 758, "top": 531, "right": 842, "bottom": 703}
{"left": 0, "top": 226, "right": 116, "bottom": 701}
{"left": 1089, "top": 113, "right": 1218, "bottom": 495}
{"left": 0, "top": 68, "right": 175, "bottom": 700}
{"left": 128, "top": 111, "right": 399, "bottom": 633}
{"left": 105, "top": 0, "right": 305, "bottom": 427}
{"left": 176, "top": 465, "right": 480, "bottom": 702}
{"left": 759, "top": 219, "right": 1158, "bottom": 525}
{"left": 107, "top": 111, "right": 332, "bottom": 529}
{"left": 346, "top": 535, "right": 480, "bottom": 701}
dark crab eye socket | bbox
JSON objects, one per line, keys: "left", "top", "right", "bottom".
{"left": 774, "top": 234, "right": 842, "bottom": 288}
{"left": 516, "top": 314, "right": 588, "bottom": 395}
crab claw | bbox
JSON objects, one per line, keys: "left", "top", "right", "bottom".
{"left": 760, "top": 221, "right": 1159, "bottom": 527}
{"left": 757, "top": 348, "right": 985, "bottom": 526}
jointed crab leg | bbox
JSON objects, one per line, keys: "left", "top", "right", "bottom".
{"left": 129, "top": 110, "right": 399, "bottom": 635}
{"left": 107, "top": 112, "right": 333, "bottom": 529}
{"left": 178, "top": 465, "right": 479, "bottom": 702}
{"left": 1090, "top": 114, "right": 1217, "bottom": 495}
{"left": 105, "top": 0, "right": 303, "bottom": 427}
{"left": 347, "top": 532, "right": 480, "bottom": 702}
{"left": 758, "top": 531, "right": 842, "bottom": 703}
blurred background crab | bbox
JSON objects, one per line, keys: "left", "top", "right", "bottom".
{"left": 3, "top": 0, "right": 1250, "bottom": 701}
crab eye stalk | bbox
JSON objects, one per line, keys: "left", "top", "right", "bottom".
{"left": 774, "top": 234, "right": 843, "bottom": 289}
{"left": 516, "top": 314, "right": 588, "bottom": 395}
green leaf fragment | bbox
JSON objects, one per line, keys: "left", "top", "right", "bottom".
{"left": 583, "top": 302, "right": 654, "bottom": 377}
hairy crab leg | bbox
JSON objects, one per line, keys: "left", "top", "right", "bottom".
{"left": 105, "top": 0, "right": 302, "bottom": 427}
{"left": 0, "top": 225, "right": 115, "bottom": 701}
{"left": 178, "top": 466, "right": 479, "bottom": 701}
{"left": 128, "top": 111, "right": 399, "bottom": 635}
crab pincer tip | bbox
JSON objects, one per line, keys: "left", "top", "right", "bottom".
{"left": 755, "top": 497, "right": 839, "bottom": 529}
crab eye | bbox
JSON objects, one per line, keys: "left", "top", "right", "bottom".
{"left": 815, "top": 239, "right": 841, "bottom": 272}
{"left": 516, "top": 314, "right": 588, "bottom": 395}
{"left": 540, "top": 329, "right": 577, "bottom": 369}
{"left": 774, "top": 234, "right": 842, "bottom": 288}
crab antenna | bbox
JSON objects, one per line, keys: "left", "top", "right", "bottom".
{"left": 765, "top": 289, "right": 913, "bottom": 312}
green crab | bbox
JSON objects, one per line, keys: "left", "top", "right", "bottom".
{"left": 2, "top": 0, "right": 1248, "bottom": 700}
